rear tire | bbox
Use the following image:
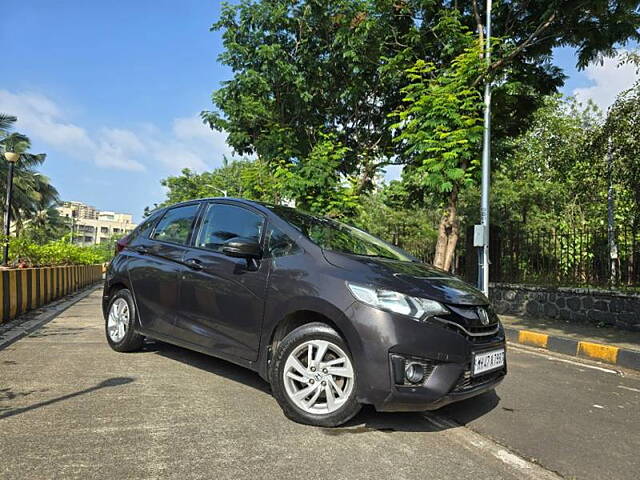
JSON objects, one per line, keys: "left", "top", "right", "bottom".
{"left": 105, "top": 289, "right": 144, "bottom": 352}
{"left": 270, "top": 322, "right": 361, "bottom": 427}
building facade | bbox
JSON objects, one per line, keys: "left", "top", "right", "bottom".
{"left": 58, "top": 201, "right": 137, "bottom": 245}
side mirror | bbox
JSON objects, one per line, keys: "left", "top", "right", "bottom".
{"left": 222, "top": 237, "right": 261, "bottom": 259}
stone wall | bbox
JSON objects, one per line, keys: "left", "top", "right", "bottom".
{"left": 490, "top": 283, "right": 640, "bottom": 331}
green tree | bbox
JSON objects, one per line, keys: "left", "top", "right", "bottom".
{"left": 0, "top": 114, "right": 59, "bottom": 227}
{"left": 353, "top": 181, "right": 439, "bottom": 262}
{"left": 603, "top": 80, "right": 640, "bottom": 223}
{"left": 391, "top": 14, "right": 484, "bottom": 270}
{"left": 275, "top": 133, "right": 360, "bottom": 216}
{"left": 468, "top": 95, "right": 606, "bottom": 232}
{"left": 204, "top": 1, "right": 640, "bottom": 265}
{"left": 601, "top": 79, "right": 640, "bottom": 279}
{"left": 157, "top": 158, "right": 286, "bottom": 209}
{"left": 22, "top": 201, "right": 71, "bottom": 244}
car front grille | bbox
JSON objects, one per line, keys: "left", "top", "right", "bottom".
{"left": 431, "top": 304, "right": 503, "bottom": 344}
{"left": 453, "top": 368, "right": 506, "bottom": 393}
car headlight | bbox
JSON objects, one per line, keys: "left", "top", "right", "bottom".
{"left": 347, "top": 282, "right": 449, "bottom": 320}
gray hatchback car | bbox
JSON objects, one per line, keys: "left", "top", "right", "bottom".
{"left": 103, "top": 198, "right": 506, "bottom": 426}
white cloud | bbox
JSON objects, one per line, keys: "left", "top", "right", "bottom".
{"left": 94, "top": 128, "right": 146, "bottom": 171}
{"left": 171, "top": 115, "right": 238, "bottom": 164}
{"left": 0, "top": 90, "right": 95, "bottom": 152}
{"left": 173, "top": 115, "right": 212, "bottom": 141}
{"left": 0, "top": 89, "right": 236, "bottom": 173}
{"left": 573, "top": 51, "right": 640, "bottom": 111}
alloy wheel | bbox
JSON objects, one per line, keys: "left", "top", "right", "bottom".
{"left": 282, "top": 339, "right": 355, "bottom": 415}
{"left": 107, "top": 298, "right": 130, "bottom": 343}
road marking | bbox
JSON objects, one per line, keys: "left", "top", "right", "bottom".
{"left": 423, "top": 412, "right": 562, "bottom": 479}
{"left": 507, "top": 344, "right": 622, "bottom": 374}
{"left": 618, "top": 385, "right": 640, "bottom": 393}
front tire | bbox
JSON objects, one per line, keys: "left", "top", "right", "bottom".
{"left": 270, "top": 322, "right": 361, "bottom": 427}
{"left": 105, "top": 289, "right": 144, "bottom": 352}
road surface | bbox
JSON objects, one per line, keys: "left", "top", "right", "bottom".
{"left": 1, "top": 288, "right": 638, "bottom": 479}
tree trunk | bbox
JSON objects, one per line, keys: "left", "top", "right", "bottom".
{"left": 355, "top": 158, "right": 378, "bottom": 196}
{"left": 433, "top": 188, "right": 459, "bottom": 271}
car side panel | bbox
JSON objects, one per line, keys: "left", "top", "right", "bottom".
{"left": 176, "top": 249, "right": 269, "bottom": 361}
{"left": 257, "top": 251, "right": 365, "bottom": 382}
{"left": 125, "top": 242, "right": 190, "bottom": 336}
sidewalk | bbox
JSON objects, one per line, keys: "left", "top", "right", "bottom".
{"left": 500, "top": 314, "right": 640, "bottom": 370}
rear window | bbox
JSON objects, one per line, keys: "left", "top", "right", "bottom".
{"left": 151, "top": 204, "right": 199, "bottom": 245}
{"left": 128, "top": 210, "right": 162, "bottom": 244}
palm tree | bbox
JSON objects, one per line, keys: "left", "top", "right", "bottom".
{"left": 22, "top": 200, "right": 70, "bottom": 244}
{"left": 0, "top": 113, "right": 59, "bottom": 229}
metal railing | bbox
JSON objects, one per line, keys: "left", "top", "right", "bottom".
{"left": 466, "top": 225, "right": 640, "bottom": 289}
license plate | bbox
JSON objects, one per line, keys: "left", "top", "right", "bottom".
{"left": 472, "top": 349, "right": 505, "bottom": 376}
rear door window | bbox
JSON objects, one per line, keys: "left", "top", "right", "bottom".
{"left": 151, "top": 204, "right": 199, "bottom": 245}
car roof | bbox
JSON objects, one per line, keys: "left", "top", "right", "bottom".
{"left": 166, "top": 197, "right": 272, "bottom": 214}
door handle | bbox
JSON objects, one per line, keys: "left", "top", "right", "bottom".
{"left": 184, "top": 258, "right": 203, "bottom": 271}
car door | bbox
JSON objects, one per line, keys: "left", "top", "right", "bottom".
{"left": 127, "top": 203, "right": 200, "bottom": 337}
{"left": 176, "top": 202, "right": 268, "bottom": 361}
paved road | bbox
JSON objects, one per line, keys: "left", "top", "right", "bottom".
{"left": 1, "top": 288, "right": 638, "bottom": 479}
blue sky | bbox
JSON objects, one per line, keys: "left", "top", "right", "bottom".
{"left": 1, "top": 1, "right": 638, "bottom": 223}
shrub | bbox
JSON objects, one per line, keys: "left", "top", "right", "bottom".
{"left": 4, "top": 235, "right": 112, "bottom": 267}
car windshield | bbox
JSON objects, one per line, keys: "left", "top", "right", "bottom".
{"left": 267, "top": 206, "right": 414, "bottom": 262}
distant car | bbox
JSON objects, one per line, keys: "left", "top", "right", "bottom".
{"left": 103, "top": 198, "right": 506, "bottom": 426}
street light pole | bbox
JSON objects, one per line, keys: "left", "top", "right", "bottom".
{"left": 207, "top": 185, "right": 228, "bottom": 197}
{"left": 477, "top": 0, "right": 492, "bottom": 296}
{"left": 3, "top": 151, "right": 19, "bottom": 266}
{"left": 606, "top": 138, "right": 618, "bottom": 286}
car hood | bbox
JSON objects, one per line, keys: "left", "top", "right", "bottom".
{"left": 323, "top": 251, "right": 489, "bottom": 306}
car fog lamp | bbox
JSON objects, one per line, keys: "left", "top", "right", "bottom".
{"left": 405, "top": 362, "right": 425, "bottom": 384}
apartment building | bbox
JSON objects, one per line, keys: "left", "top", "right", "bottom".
{"left": 58, "top": 201, "right": 137, "bottom": 245}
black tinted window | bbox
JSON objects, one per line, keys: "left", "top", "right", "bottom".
{"left": 267, "top": 206, "right": 413, "bottom": 262}
{"left": 130, "top": 211, "right": 162, "bottom": 243}
{"left": 267, "top": 226, "right": 300, "bottom": 258}
{"left": 151, "top": 205, "right": 198, "bottom": 245}
{"left": 196, "top": 204, "right": 264, "bottom": 252}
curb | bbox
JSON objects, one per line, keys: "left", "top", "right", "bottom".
{"left": 0, "top": 284, "right": 100, "bottom": 350}
{"left": 505, "top": 327, "right": 640, "bottom": 371}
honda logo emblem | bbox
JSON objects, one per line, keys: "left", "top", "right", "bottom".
{"left": 478, "top": 307, "right": 490, "bottom": 326}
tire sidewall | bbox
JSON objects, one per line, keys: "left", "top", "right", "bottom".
{"left": 271, "top": 323, "right": 361, "bottom": 427}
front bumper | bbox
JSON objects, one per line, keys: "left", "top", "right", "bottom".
{"left": 377, "top": 365, "right": 505, "bottom": 412}
{"left": 345, "top": 302, "right": 507, "bottom": 412}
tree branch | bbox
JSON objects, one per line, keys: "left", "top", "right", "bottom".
{"left": 472, "top": 11, "right": 557, "bottom": 87}
{"left": 494, "top": 12, "right": 557, "bottom": 70}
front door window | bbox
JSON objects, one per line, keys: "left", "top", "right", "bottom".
{"left": 196, "top": 204, "right": 264, "bottom": 252}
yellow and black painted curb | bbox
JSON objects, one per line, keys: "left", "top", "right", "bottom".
{"left": 504, "top": 327, "right": 640, "bottom": 371}
{"left": 0, "top": 265, "right": 103, "bottom": 324}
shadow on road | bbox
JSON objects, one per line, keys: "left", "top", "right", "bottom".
{"left": 149, "top": 340, "right": 271, "bottom": 394}
{"left": 0, "top": 377, "right": 134, "bottom": 420}
{"left": 436, "top": 389, "right": 502, "bottom": 425}
{"left": 326, "top": 389, "right": 501, "bottom": 434}
{"left": 146, "top": 339, "right": 500, "bottom": 432}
